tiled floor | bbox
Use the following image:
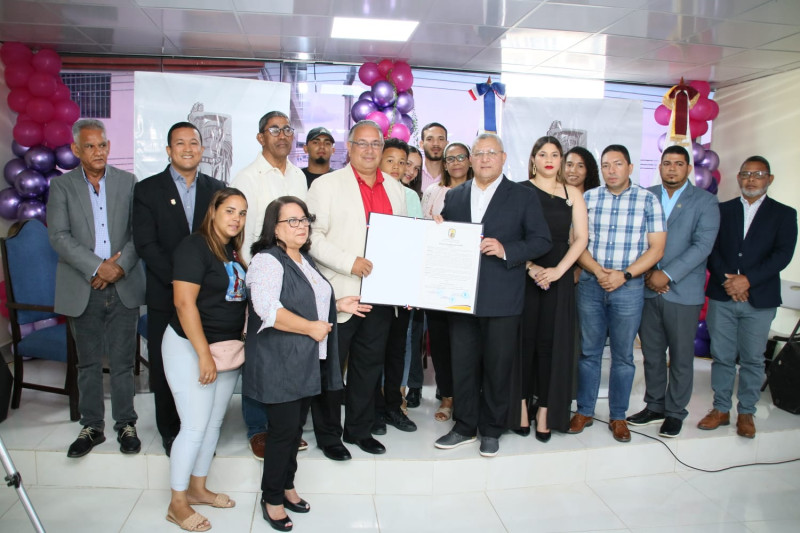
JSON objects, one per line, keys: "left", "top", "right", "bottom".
{"left": 1, "top": 350, "right": 799, "bottom": 532}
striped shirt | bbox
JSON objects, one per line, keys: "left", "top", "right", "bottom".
{"left": 585, "top": 183, "right": 665, "bottom": 270}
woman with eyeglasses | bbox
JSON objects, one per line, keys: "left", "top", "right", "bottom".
{"left": 420, "top": 142, "right": 474, "bottom": 421}
{"left": 244, "top": 196, "right": 370, "bottom": 531}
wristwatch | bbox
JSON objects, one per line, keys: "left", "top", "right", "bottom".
{"left": 623, "top": 270, "right": 633, "bottom": 281}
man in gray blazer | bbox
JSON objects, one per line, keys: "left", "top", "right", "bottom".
{"left": 47, "top": 119, "right": 145, "bottom": 458}
{"left": 627, "top": 145, "right": 719, "bottom": 437}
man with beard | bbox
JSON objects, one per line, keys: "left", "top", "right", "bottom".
{"left": 419, "top": 122, "right": 448, "bottom": 191}
{"left": 699, "top": 155, "right": 797, "bottom": 439}
{"left": 301, "top": 127, "right": 335, "bottom": 187}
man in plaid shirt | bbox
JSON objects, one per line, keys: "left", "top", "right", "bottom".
{"left": 568, "top": 144, "right": 666, "bottom": 443}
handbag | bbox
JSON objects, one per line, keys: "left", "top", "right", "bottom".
{"left": 209, "top": 339, "right": 245, "bottom": 371}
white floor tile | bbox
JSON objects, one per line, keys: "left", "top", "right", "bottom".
{"left": 586, "top": 441, "right": 675, "bottom": 480}
{"left": 273, "top": 494, "right": 379, "bottom": 532}
{"left": 375, "top": 460, "right": 434, "bottom": 494}
{"left": 486, "top": 449, "right": 588, "bottom": 490}
{"left": 374, "top": 492, "right": 506, "bottom": 533}
{"left": 432, "top": 457, "right": 489, "bottom": 493}
{"left": 121, "top": 489, "right": 253, "bottom": 533}
{"left": 36, "top": 450, "right": 149, "bottom": 489}
{"left": 628, "top": 524, "right": 751, "bottom": 533}
{"left": 745, "top": 519, "right": 800, "bottom": 533}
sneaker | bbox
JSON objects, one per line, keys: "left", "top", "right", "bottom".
{"left": 371, "top": 413, "right": 387, "bottom": 435}
{"left": 67, "top": 426, "right": 105, "bottom": 458}
{"left": 249, "top": 432, "right": 267, "bottom": 461}
{"left": 117, "top": 424, "right": 141, "bottom": 454}
{"left": 434, "top": 430, "right": 477, "bottom": 449}
{"left": 384, "top": 409, "right": 417, "bottom": 432}
{"left": 658, "top": 417, "right": 682, "bottom": 438}
{"left": 298, "top": 438, "right": 309, "bottom": 451}
{"left": 479, "top": 436, "right": 499, "bottom": 457}
{"left": 405, "top": 387, "right": 422, "bottom": 408}
{"left": 626, "top": 408, "right": 665, "bottom": 426}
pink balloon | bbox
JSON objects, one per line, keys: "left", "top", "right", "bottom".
{"left": 13, "top": 120, "right": 44, "bottom": 147}
{"left": 26, "top": 97, "right": 55, "bottom": 124}
{"left": 52, "top": 83, "right": 71, "bottom": 101}
{"left": 654, "top": 105, "right": 671, "bottom": 126}
{"left": 707, "top": 99, "right": 719, "bottom": 120}
{"left": 711, "top": 169, "right": 721, "bottom": 184}
{"left": 27, "top": 72, "right": 57, "bottom": 97}
{"left": 7, "top": 88, "right": 32, "bottom": 114}
{"left": 0, "top": 42, "right": 33, "bottom": 65}
{"left": 365, "top": 111, "right": 390, "bottom": 137}
{"left": 388, "top": 123, "right": 411, "bottom": 143}
{"left": 689, "top": 119, "right": 708, "bottom": 138}
{"left": 377, "top": 59, "right": 394, "bottom": 78}
{"left": 689, "top": 98, "right": 712, "bottom": 121}
{"left": 689, "top": 80, "right": 711, "bottom": 98}
{"left": 391, "top": 66, "right": 414, "bottom": 92}
{"left": 43, "top": 121, "right": 73, "bottom": 148}
{"left": 358, "top": 62, "right": 381, "bottom": 86}
{"left": 4, "top": 62, "right": 34, "bottom": 89}
{"left": 32, "top": 49, "right": 62, "bottom": 76}
{"left": 53, "top": 99, "right": 80, "bottom": 124}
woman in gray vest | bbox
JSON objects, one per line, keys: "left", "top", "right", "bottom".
{"left": 244, "top": 196, "right": 370, "bottom": 531}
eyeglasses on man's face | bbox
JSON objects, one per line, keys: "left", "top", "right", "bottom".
{"left": 737, "top": 170, "right": 770, "bottom": 180}
{"left": 264, "top": 125, "right": 295, "bottom": 137}
{"left": 350, "top": 140, "right": 384, "bottom": 150}
{"left": 278, "top": 216, "right": 314, "bottom": 228}
{"left": 445, "top": 154, "right": 469, "bottom": 163}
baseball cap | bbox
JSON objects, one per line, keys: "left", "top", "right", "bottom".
{"left": 306, "top": 127, "right": 334, "bottom": 144}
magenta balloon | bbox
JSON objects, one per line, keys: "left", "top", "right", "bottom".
{"left": 0, "top": 188, "right": 23, "bottom": 220}
{"left": 707, "top": 99, "right": 719, "bottom": 120}
{"left": 358, "top": 90, "right": 373, "bottom": 102}
{"left": 4, "top": 158, "right": 27, "bottom": 187}
{"left": 14, "top": 169, "right": 48, "bottom": 199}
{"left": 701, "top": 149, "right": 720, "bottom": 172}
{"left": 689, "top": 80, "right": 711, "bottom": 98}
{"left": 16, "top": 199, "right": 47, "bottom": 223}
{"left": 365, "top": 111, "right": 390, "bottom": 136}
{"left": 24, "top": 145, "right": 56, "bottom": 173}
{"left": 55, "top": 144, "right": 80, "bottom": 170}
{"left": 53, "top": 99, "right": 80, "bottom": 124}
{"left": 351, "top": 99, "right": 378, "bottom": 122}
{"left": 377, "top": 59, "right": 394, "bottom": 78}
{"left": 27, "top": 72, "right": 57, "bottom": 98}
{"left": 654, "top": 105, "right": 671, "bottom": 126}
{"left": 11, "top": 141, "right": 31, "bottom": 158}
{"left": 52, "top": 83, "right": 71, "bottom": 101}
{"left": 0, "top": 42, "right": 33, "bottom": 66}
{"left": 7, "top": 88, "right": 32, "bottom": 114}
{"left": 690, "top": 98, "right": 712, "bottom": 121}
{"left": 4, "top": 62, "right": 34, "bottom": 89}
{"left": 692, "top": 142, "right": 706, "bottom": 163}
{"left": 371, "top": 80, "right": 396, "bottom": 108}
{"left": 400, "top": 113, "right": 414, "bottom": 133}
{"left": 390, "top": 67, "right": 414, "bottom": 92}
{"left": 32, "top": 49, "right": 62, "bottom": 75}
{"left": 13, "top": 120, "right": 44, "bottom": 147}
{"left": 358, "top": 62, "right": 382, "bottom": 86}
{"left": 711, "top": 169, "right": 721, "bottom": 184}
{"left": 689, "top": 119, "right": 708, "bottom": 138}
{"left": 694, "top": 166, "right": 712, "bottom": 189}
{"left": 395, "top": 91, "right": 414, "bottom": 114}
{"left": 388, "top": 123, "right": 411, "bottom": 143}
{"left": 26, "top": 97, "right": 55, "bottom": 124}
{"left": 43, "top": 121, "right": 73, "bottom": 148}
{"left": 657, "top": 132, "right": 667, "bottom": 152}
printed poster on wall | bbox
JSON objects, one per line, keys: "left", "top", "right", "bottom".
{"left": 133, "top": 71, "right": 290, "bottom": 184}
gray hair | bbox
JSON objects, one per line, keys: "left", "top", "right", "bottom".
{"left": 72, "top": 119, "right": 107, "bottom": 144}
{"left": 348, "top": 120, "right": 382, "bottom": 143}
{"left": 257, "top": 111, "right": 289, "bottom": 133}
{"left": 472, "top": 132, "right": 504, "bottom": 153}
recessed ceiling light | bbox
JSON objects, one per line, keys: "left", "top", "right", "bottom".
{"left": 331, "top": 17, "right": 418, "bottom": 42}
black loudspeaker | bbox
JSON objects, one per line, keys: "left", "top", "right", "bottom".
{"left": 767, "top": 323, "right": 800, "bottom": 415}
{"left": 0, "top": 362, "right": 12, "bottom": 423}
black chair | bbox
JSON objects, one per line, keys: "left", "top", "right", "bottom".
{"left": 1, "top": 220, "right": 79, "bottom": 421}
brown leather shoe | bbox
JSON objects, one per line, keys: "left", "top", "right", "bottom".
{"left": 697, "top": 409, "right": 730, "bottom": 430}
{"left": 249, "top": 432, "right": 267, "bottom": 461}
{"left": 736, "top": 413, "right": 756, "bottom": 438}
{"left": 568, "top": 413, "right": 594, "bottom": 434}
{"left": 298, "top": 438, "right": 309, "bottom": 451}
{"left": 609, "top": 419, "right": 631, "bottom": 442}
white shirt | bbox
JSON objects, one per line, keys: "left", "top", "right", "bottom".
{"left": 741, "top": 194, "right": 767, "bottom": 239}
{"left": 470, "top": 176, "right": 502, "bottom": 223}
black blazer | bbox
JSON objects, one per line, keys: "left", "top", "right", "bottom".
{"left": 706, "top": 196, "right": 797, "bottom": 309}
{"left": 133, "top": 166, "right": 225, "bottom": 311}
{"left": 441, "top": 176, "right": 552, "bottom": 317}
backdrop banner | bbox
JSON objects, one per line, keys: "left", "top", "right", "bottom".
{"left": 501, "top": 97, "right": 643, "bottom": 184}
{"left": 133, "top": 72, "right": 290, "bottom": 184}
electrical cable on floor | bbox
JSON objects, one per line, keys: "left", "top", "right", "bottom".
{"left": 591, "top": 415, "right": 800, "bottom": 473}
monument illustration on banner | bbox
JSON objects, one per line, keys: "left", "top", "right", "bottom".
{"left": 188, "top": 102, "right": 233, "bottom": 184}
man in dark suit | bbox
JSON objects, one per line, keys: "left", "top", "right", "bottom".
{"left": 433, "top": 132, "right": 551, "bottom": 457}
{"left": 47, "top": 119, "right": 145, "bottom": 458}
{"left": 699, "top": 155, "right": 797, "bottom": 438}
{"left": 133, "top": 121, "right": 225, "bottom": 455}
{"left": 627, "top": 146, "right": 719, "bottom": 438}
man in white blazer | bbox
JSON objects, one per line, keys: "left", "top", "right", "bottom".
{"left": 307, "top": 120, "right": 407, "bottom": 458}
{"left": 47, "top": 119, "right": 145, "bottom": 458}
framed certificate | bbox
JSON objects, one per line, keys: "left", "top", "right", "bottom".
{"left": 360, "top": 213, "right": 482, "bottom": 313}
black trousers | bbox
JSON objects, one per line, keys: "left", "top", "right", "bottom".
{"left": 308, "top": 359, "right": 344, "bottom": 447}
{"left": 375, "top": 306, "right": 411, "bottom": 414}
{"left": 426, "top": 310, "right": 453, "bottom": 397}
{"left": 147, "top": 308, "right": 180, "bottom": 442}
{"left": 337, "top": 305, "right": 392, "bottom": 440}
{"left": 262, "top": 397, "right": 312, "bottom": 505}
{"left": 449, "top": 314, "right": 520, "bottom": 438}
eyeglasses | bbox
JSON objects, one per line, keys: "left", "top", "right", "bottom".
{"left": 349, "top": 140, "right": 384, "bottom": 150}
{"left": 738, "top": 170, "right": 770, "bottom": 180}
{"left": 445, "top": 154, "right": 469, "bottom": 163}
{"left": 278, "top": 216, "right": 314, "bottom": 228}
{"left": 473, "top": 150, "right": 502, "bottom": 159}
{"left": 264, "top": 125, "right": 295, "bottom": 137}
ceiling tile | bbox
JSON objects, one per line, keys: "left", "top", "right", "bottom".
{"left": 422, "top": 0, "right": 540, "bottom": 27}
{"left": 400, "top": 43, "right": 484, "bottom": 66}
{"left": 409, "top": 23, "right": 506, "bottom": 46}
{"left": 716, "top": 49, "right": 800, "bottom": 69}
{"left": 646, "top": 0, "right": 768, "bottom": 19}
{"left": 541, "top": 51, "right": 616, "bottom": 71}
{"left": 178, "top": 47, "right": 255, "bottom": 58}
{"left": 329, "top": 0, "right": 431, "bottom": 19}
{"left": 568, "top": 34, "right": 665, "bottom": 57}
{"left": 143, "top": 8, "right": 241, "bottom": 32}
{"left": 605, "top": 10, "right": 716, "bottom": 40}
{"left": 501, "top": 29, "right": 591, "bottom": 51}
{"left": 528, "top": 65, "right": 608, "bottom": 79}
{"left": 0, "top": 0, "right": 62, "bottom": 24}
{"left": 166, "top": 31, "right": 250, "bottom": 50}
{"left": 45, "top": 2, "right": 157, "bottom": 29}
{"left": 605, "top": 58, "right": 695, "bottom": 78}
{"left": 555, "top": 0, "right": 648, "bottom": 7}
{"left": 0, "top": 22, "right": 95, "bottom": 44}
{"left": 232, "top": 0, "right": 298, "bottom": 15}
{"left": 323, "top": 38, "right": 407, "bottom": 59}
{"left": 135, "top": 0, "right": 235, "bottom": 9}
{"left": 688, "top": 20, "right": 798, "bottom": 48}
{"left": 239, "top": 14, "right": 330, "bottom": 37}
{"left": 734, "top": 0, "right": 800, "bottom": 25}
{"left": 519, "top": 3, "right": 632, "bottom": 32}
{"left": 643, "top": 43, "right": 742, "bottom": 64}
{"left": 681, "top": 64, "right": 762, "bottom": 83}
{"left": 498, "top": 47, "right": 560, "bottom": 67}
{"left": 760, "top": 32, "right": 800, "bottom": 52}
{"left": 79, "top": 26, "right": 168, "bottom": 47}
{"left": 249, "top": 35, "right": 321, "bottom": 54}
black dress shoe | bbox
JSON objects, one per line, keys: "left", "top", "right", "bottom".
{"left": 371, "top": 413, "right": 387, "bottom": 435}
{"left": 658, "top": 416, "right": 682, "bottom": 438}
{"left": 626, "top": 408, "right": 665, "bottom": 426}
{"left": 283, "top": 497, "right": 310, "bottom": 513}
{"left": 535, "top": 430, "right": 551, "bottom": 443}
{"left": 321, "top": 443, "right": 351, "bottom": 461}
{"left": 384, "top": 409, "right": 417, "bottom": 432}
{"left": 162, "top": 435, "right": 176, "bottom": 457}
{"left": 117, "top": 424, "right": 141, "bottom": 454}
{"left": 261, "top": 499, "right": 292, "bottom": 531}
{"left": 344, "top": 436, "right": 386, "bottom": 455}
{"left": 405, "top": 387, "right": 421, "bottom": 408}
{"left": 512, "top": 427, "right": 530, "bottom": 437}
{"left": 67, "top": 426, "right": 105, "bottom": 458}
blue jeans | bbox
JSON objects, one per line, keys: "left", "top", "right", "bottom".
{"left": 707, "top": 299, "right": 775, "bottom": 415}
{"left": 242, "top": 395, "right": 268, "bottom": 439}
{"left": 576, "top": 273, "right": 644, "bottom": 420}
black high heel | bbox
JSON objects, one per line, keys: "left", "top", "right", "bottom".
{"left": 283, "top": 497, "right": 310, "bottom": 513}
{"left": 261, "top": 499, "right": 293, "bottom": 531}
{"left": 535, "top": 429, "right": 551, "bottom": 443}
{"left": 512, "top": 427, "right": 531, "bottom": 437}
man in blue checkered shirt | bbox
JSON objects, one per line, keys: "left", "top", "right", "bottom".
{"left": 567, "top": 144, "right": 666, "bottom": 443}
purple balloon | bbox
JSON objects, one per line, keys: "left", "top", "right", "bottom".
{"left": 24, "top": 145, "right": 56, "bottom": 173}
{"left": 351, "top": 99, "right": 377, "bottom": 122}
{"left": 694, "top": 167, "right": 712, "bottom": 189}
{"left": 400, "top": 113, "right": 414, "bottom": 133}
{"left": 14, "top": 169, "right": 47, "bottom": 198}
{"left": 371, "top": 80, "right": 396, "bottom": 108}
{"left": 694, "top": 337, "right": 710, "bottom": 357}
{"left": 12, "top": 140, "right": 31, "bottom": 158}
{"left": 696, "top": 320, "right": 709, "bottom": 341}
{"left": 358, "top": 91, "right": 373, "bottom": 102}
{"left": 16, "top": 199, "right": 46, "bottom": 223}
{"left": 705, "top": 179, "right": 718, "bottom": 195}
{"left": 395, "top": 91, "right": 414, "bottom": 114}
{"left": 692, "top": 142, "right": 706, "bottom": 163}
{"left": 0, "top": 187, "right": 23, "bottom": 220}
{"left": 700, "top": 149, "right": 720, "bottom": 172}
{"left": 4, "top": 158, "right": 27, "bottom": 186}
{"left": 54, "top": 144, "right": 80, "bottom": 170}
{"left": 657, "top": 132, "right": 667, "bottom": 152}
{"left": 44, "top": 168, "right": 62, "bottom": 182}
{"left": 383, "top": 107, "right": 402, "bottom": 126}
